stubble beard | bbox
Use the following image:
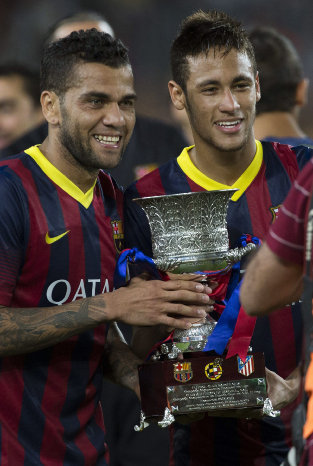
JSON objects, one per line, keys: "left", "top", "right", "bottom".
{"left": 59, "top": 116, "right": 123, "bottom": 173}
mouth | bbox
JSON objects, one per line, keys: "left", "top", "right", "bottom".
{"left": 214, "top": 119, "right": 242, "bottom": 132}
{"left": 94, "top": 134, "right": 121, "bottom": 147}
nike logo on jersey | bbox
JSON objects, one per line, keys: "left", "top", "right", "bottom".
{"left": 45, "top": 230, "right": 70, "bottom": 244}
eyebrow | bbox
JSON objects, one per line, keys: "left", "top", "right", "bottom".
{"left": 81, "top": 91, "right": 137, "bottom": 101}
{"left": 196, "top": 74, "right": 254, "bottom": 88}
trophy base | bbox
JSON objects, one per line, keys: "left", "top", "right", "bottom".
{"left": 137, "top": 352, "right": 277, "bottom": 428}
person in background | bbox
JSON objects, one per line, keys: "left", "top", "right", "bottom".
{"left": 0, "top": 63, "right": 45, "bottom": 157}
{"left": 124, "top": 10, "right": 313, "bottom": 465}
{"left": 250, "top": 26, "right": 313, "bottom": 146}
{"left": 0, "top": 28, "right": 210, "bottom": 465}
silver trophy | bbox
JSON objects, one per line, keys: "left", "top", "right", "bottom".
{"left": 133, "top": 190, "right": 277, "bottom": 430}
{"left": 134, "top": 190, "right": 254, "bottom": 355}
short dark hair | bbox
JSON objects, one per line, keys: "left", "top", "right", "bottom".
{"left": 170, "top": 10, "right": 257, "bottom": 91}
{"left": 0, "top": 63, "right": 40, "bottom": 107}
{"left": 249, "top": 27, "right": 304, "bottom": 114}
{"left": 40, "top": 28, "right": 130, "bottom": 96}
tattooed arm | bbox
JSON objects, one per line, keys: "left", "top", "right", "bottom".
{"left": 0, "top": 276, "right": 210, "bottom": 357}
{"left": 103, "top": 323, "right": 141, "bottom": 398}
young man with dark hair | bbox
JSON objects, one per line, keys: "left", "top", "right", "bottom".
{"left": 250, "top": 26, "right": 313, "bottom": 146}
{"left": 0, "top": 29, "right": 210, "bottom": 465}
{"left": 124, "top": 10, "right": 313, "bottom": 465}
{"left": 0, "top": 63, "right": 44, "bottom": 154}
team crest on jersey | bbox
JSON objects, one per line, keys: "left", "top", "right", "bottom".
{"left": 205, "top": 358, "right": 223, "bottom": 381}
{"left": 111, "top": 220, "right": 124, "bottom": 253}
{"left": 237, "top": 355, "right": 255, "bottom": 376}
{"left": 270, "top": 205, "right": 281, "bottom": 223}
{"left": 173, "top": 361, "right": 193, "bottom": 383}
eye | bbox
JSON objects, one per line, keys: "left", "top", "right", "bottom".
{"left": 234, "top": 82, "right": 251, "bottom": 90}
{"left": 90, "top": 98, "right": 103, "bottom": 106}
{"left": 120, "top": 99, "right": 135, "bottom": 108}
{"left": 202, "top": 87, "right": 218, "bottom": 94}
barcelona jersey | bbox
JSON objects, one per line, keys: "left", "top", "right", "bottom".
{"left": 0, "top": 146, "right": 124, "bottom": 465}
{"left": 124, "top": 140, "right": 313, "bottom": 466}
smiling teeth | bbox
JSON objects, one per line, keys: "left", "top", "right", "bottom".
{"left": 95, "top": 135, "right": 120, "bottom": 143}
{"left": 216, "top": 120, "right": 240, "bottom": 127}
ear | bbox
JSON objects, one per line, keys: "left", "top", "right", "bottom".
{"left": 40, "top": 90, "right": 61, "bottom": 126}
{"left": 255, "top": 72, "right": 261, "bottom": 103}
{"left": 168, "top": 80, "right": 186, "bottom": 110}
{"left": 295, "top": 78, "right": 309, "bottom": 107}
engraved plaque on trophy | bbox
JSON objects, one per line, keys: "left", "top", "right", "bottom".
{"left": 132, "top": 191, "right": 277, "bottom": 430}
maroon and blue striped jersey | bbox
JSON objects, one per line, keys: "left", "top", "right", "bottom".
{"left": 124, "top": 140, "right": 313, "bottom": 466}
{"left": 0, "top": 146, "right": 124, "bottom": 465}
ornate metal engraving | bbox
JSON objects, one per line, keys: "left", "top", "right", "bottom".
{"left": 134, "top": 190, "right": 256, "bottom": 272}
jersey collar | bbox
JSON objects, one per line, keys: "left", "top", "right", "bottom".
{"left": 25, "top": 145, "right": 96, "bottom": 208}
{"left": 177, "top": 141, "right": 263, "bottom": 201}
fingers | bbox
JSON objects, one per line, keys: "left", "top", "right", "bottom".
{"left": 166, "top": 272, "right": 208, "bottom": 282}
{"left": 158, "top": 305, "right": 211, "bottom": 329}
{"left": 162, "top": 278, "right": 212, "bottom": 296}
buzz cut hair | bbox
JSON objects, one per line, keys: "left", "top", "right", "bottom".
{"left": 40, "top": 28, "right": 130, "bottom": 97}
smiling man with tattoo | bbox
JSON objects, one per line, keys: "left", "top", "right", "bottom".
{"left": 0, "top": 30, "right": 211, "bottom": 465}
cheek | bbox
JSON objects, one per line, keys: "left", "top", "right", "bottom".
{"left": 125, "top": 112, "right": 136, "bottom": 133}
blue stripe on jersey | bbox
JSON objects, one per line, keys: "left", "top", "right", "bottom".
{"left": 61, "top": 332, "right": 106, "bottom": 465}
{"left": 226, "top": 195, "right": 254, "bottom": 247}
{"left": 18, "top": 349, "right": 51, "bottom": 465}
{"left": 159, "top": 160, "right": 192, "bottom": 194}
{"left": 263, "top": 145, "right": 293, "bottom": 206}
{"left": 79, "top": 203, "right": 102, "bottom": 295}
{"left": 0, "top": 166, "right": 30, "bottom": 264}
{"left": 21, "top": 156, "right": 70, "bottom": 307}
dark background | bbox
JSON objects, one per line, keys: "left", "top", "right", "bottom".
{"left": 0, "top": 0, "right": 312, "bottom": 136}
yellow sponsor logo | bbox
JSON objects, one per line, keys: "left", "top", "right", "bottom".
{"left": 45, "top": 230, "right": 70, "bottom": 245}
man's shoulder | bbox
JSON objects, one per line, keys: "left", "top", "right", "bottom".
{"left": 261, "top": 140, "right": 313, "bottom": 175}
{"left": 261, "top": 140, "right": 313, "bottom": 158}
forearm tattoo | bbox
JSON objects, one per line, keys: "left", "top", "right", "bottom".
{"left": 0, "top": 296, "right": 106, "bottom": 357}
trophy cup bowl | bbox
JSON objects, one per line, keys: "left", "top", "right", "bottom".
{"left": 132, "top": 190, "right": 275, "bottom": 430}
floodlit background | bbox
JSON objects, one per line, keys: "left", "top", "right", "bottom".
{"left": 1, "top": 0, "right": 312, "bottom": 135}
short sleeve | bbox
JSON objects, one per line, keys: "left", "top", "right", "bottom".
{"left": 266, "top": 159, "right": 313, "bottom": 265}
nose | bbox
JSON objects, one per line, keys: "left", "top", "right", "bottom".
{"left": 102, "top": 102, "right": 125, "bottom": 127}
{"left": 219, "top": 89, "right": 240, "bottom": 113}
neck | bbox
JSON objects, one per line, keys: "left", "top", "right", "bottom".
{"left": 189, "top": 135, "right": 257, "bottom": 186}
{"left": 40, "top": 136, "right": 99, "bottom": 193}
{"left": 254, "top": 111, "right": 306, "bottom": 140}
